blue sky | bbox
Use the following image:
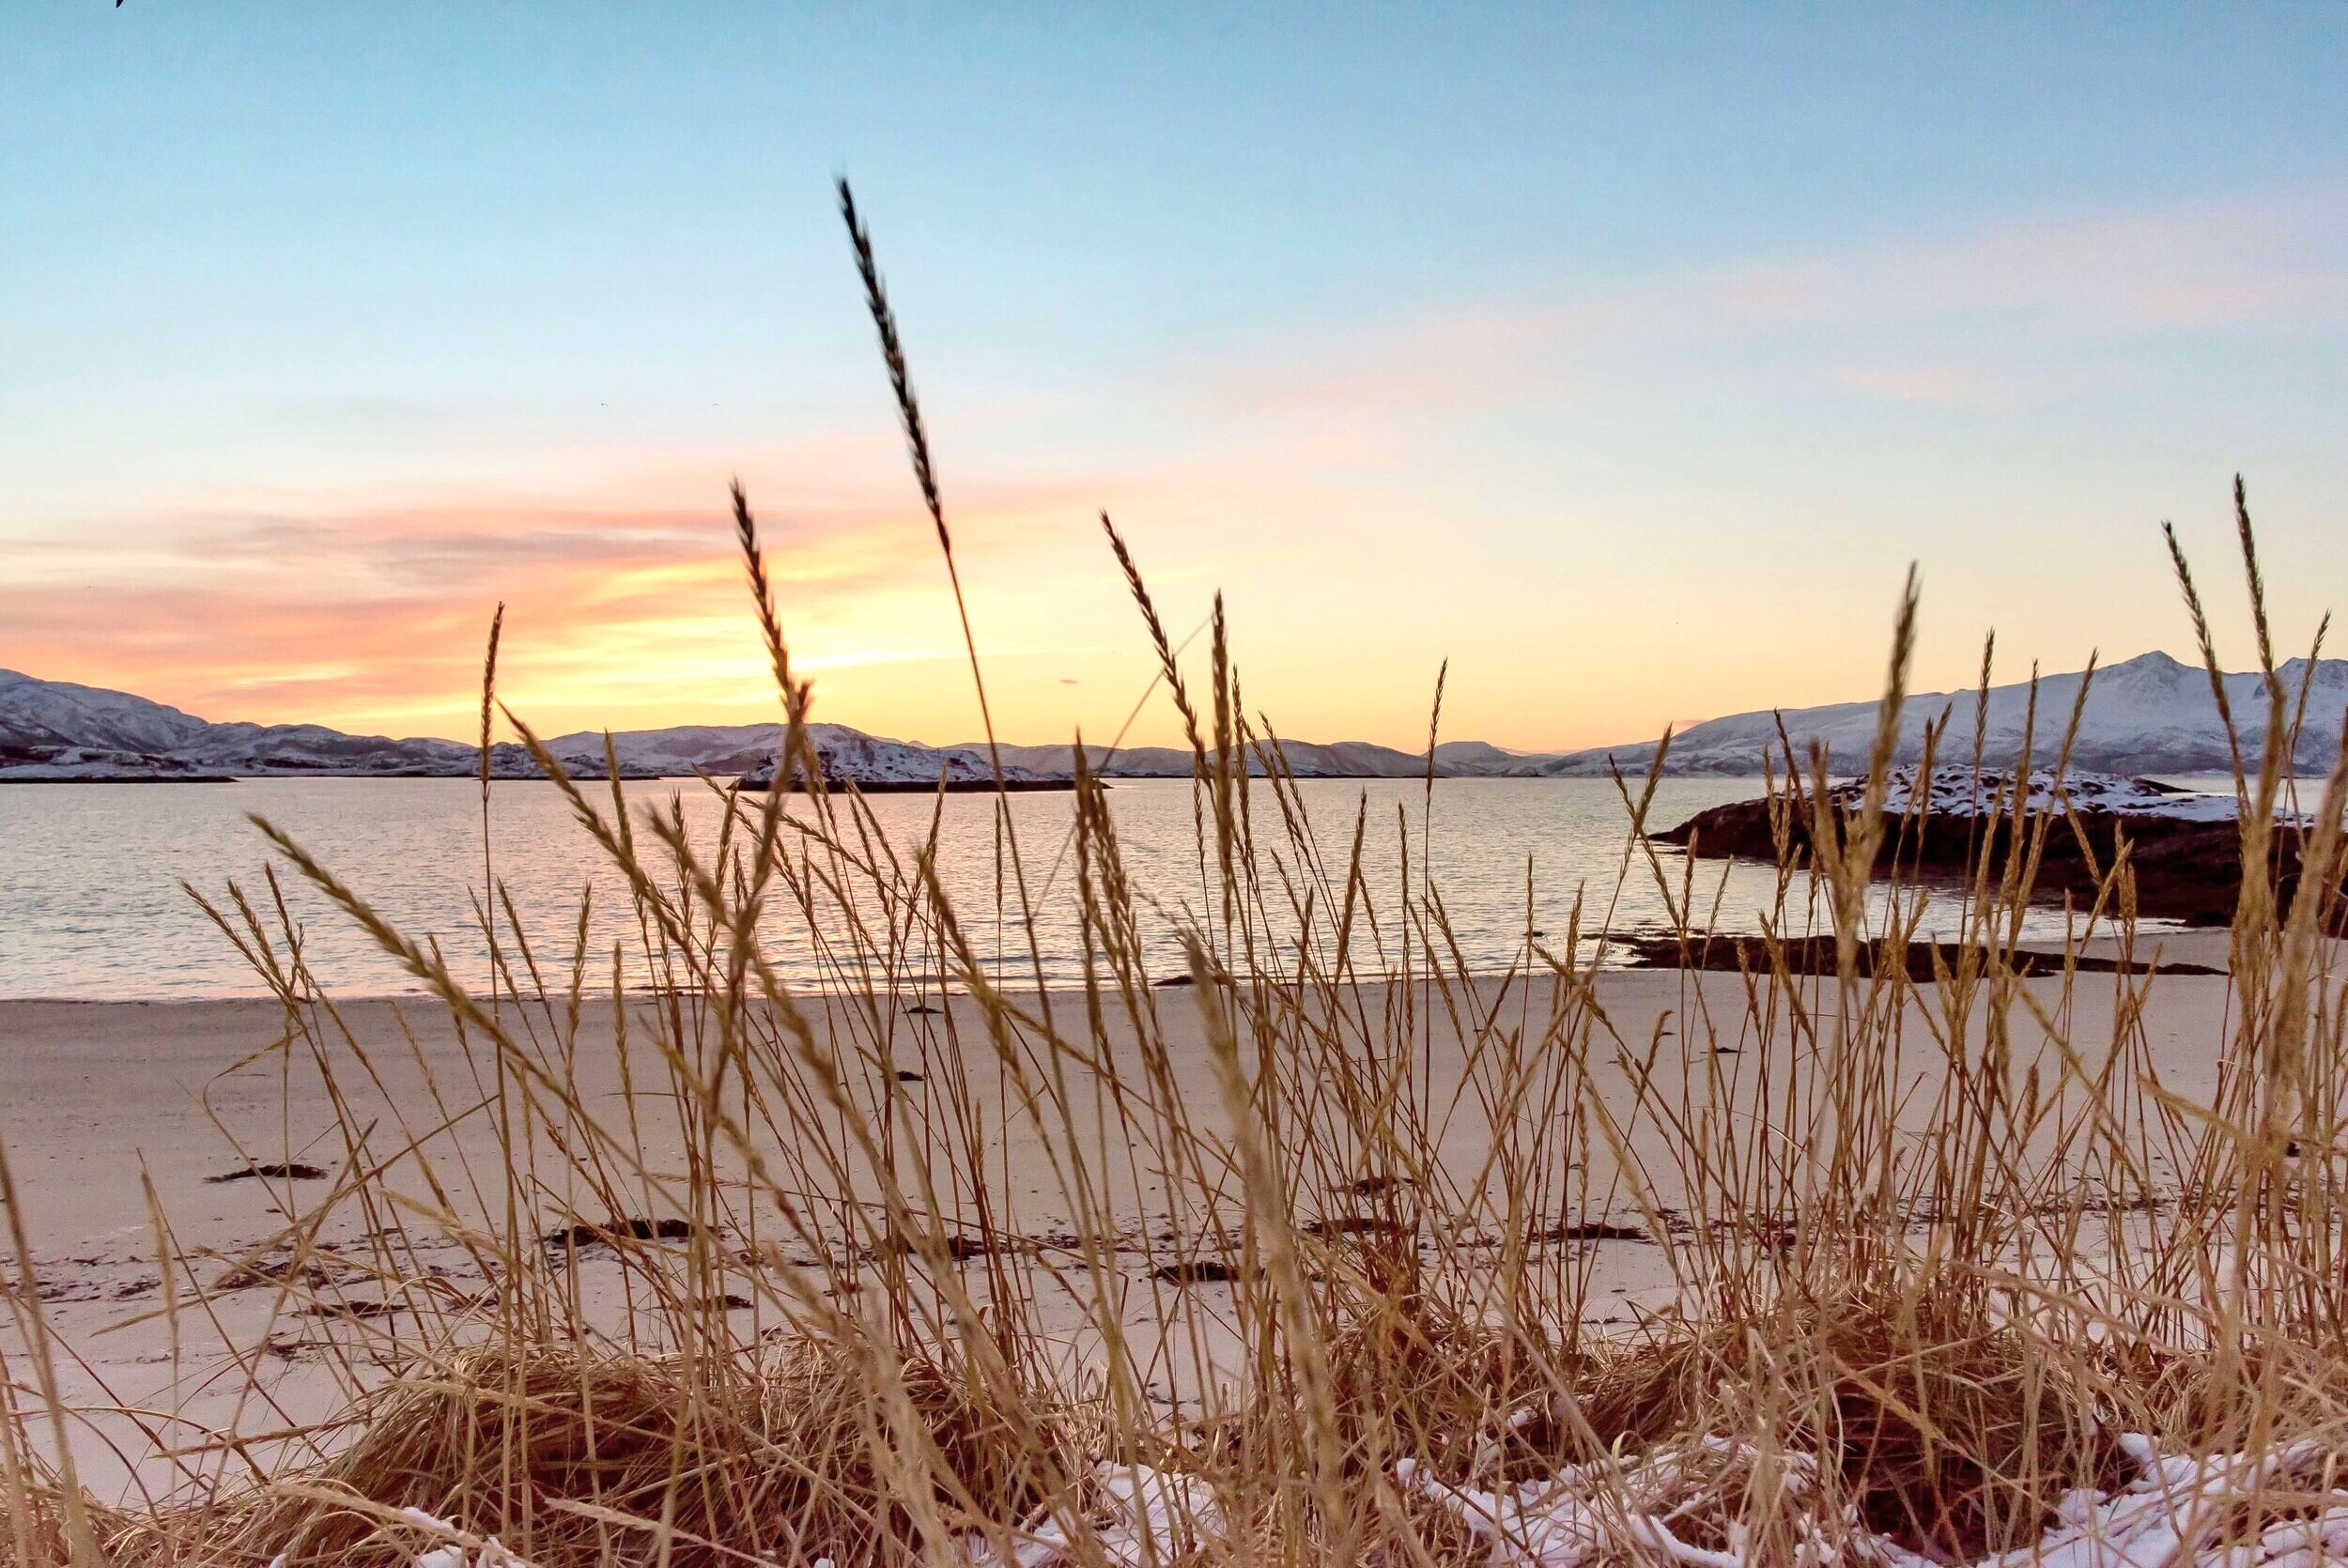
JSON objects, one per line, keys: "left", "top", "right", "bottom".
{"left": 4, "top": 5, "right": 2345, "bottom": 748}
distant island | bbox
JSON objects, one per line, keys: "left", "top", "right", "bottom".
{"left": 5, "top": 649, "right": 2342, "bottom": 785}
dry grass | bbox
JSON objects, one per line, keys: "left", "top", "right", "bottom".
{"left": 5, "top": 192, "right": 2348, "bottom": 1566}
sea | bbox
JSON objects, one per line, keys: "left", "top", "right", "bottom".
{"left": 0, "top": 774, "right": 2144, "bottom": 1000}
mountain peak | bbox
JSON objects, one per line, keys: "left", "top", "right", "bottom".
{"left": 2102, "top": 649, "right": 2190, "bottom": 676}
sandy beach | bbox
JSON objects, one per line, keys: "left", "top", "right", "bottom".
{"left": 0, "top": 944, "right": 2250, "bottom": 1504}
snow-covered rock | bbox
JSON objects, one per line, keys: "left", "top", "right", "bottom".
{"left": 0, "top": 746, "right": 233, "bottom": 782}
{"left": 1839, "top": 765, "right": 2248, "bottom": 822}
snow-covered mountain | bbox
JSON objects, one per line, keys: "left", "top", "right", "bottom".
{"left": 539, "top": 722, "right": 1051, "bottom": 788}
{"left": 1522, "top": 652, "right": 2348, "bottom": 779}
{"left": 541, "top": 723, "right": 780, "bottom": 778}
{"left": 1429, "top": 740, "right": 1538, "bottom": 774}
{"left": 971, "top": 737, "right": 1536, "bottom": 779}
{"left": 965, "top": 742, "right": 1192, "bottom": 777}
{"left": 0, "top": 670, "right": 657, "bottom": 779}
{"left": 3, "top": 671, "right": 464, "bottom": 778}
{"left": 0, "top": 670, "right": 1035, "bottom": 787}
{"left": 736, "top": 730, "right": 1043, "bottom": 791}
{"left": 0, "top": 670, "right": 214, "bottom": 756}
{"left": 9, "top": 650, "right": 2330, "bottom": 787}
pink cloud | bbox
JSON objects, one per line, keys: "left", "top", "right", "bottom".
{"left": 1179, "top": 178, "right": 2348, "bottom": 438}
{"left": 1656, "top": 184, "right": 2348, "bottom": 335}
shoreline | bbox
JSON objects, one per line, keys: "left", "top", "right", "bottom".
{"left": 0, "top": 924, "right": 2254, "bottom": 1007}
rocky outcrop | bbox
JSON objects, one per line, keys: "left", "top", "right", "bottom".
{"left": 1610, "top": 930, "right": 2226, "bottom": 977}
{"left": 1658, "top": 766, "right": 2325, "bottom": 928}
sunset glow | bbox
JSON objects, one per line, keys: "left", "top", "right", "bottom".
{"left": 7, "top": 8, "right": 2345, "bottom": 751}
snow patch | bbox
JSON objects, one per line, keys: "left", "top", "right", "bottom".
{"left": 1835, "top": 766, "right": 2250, "bottom": 822}
{"left": 398, "top": 1507, "right": 535, "bottom": 1568}
{"left": 965, "top": 1462, "right": 1224, "bottom": 1567}
{"left": 317, "top": 1437, "right": 2348, "bottom": 1568}
{"left": 1406, "top": 1432, "right": 2348, "bottom": 1568}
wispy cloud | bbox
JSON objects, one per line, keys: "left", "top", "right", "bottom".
{"left": 1633, "top": 181, "right": 2348, "bottom": 337}
{"left": 1183, "top": 178, "right": 2348, "bottom": 440}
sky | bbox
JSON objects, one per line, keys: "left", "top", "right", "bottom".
{"left": 4, "top": 6, "right": 2346, "bottom": 753}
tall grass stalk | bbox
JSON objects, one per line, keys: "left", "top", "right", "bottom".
{"left": 4, "top": 243, "right": 2345, "bottom": 1568}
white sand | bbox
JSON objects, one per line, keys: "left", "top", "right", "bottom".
{"left": 0, "top": 955, "right": 2253, "bottom": 1502}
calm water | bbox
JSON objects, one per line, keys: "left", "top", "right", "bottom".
{"left": 0, "top": 775, "right": 2103, "bottom": 1000}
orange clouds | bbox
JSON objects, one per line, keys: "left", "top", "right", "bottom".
{"left": 0, "top": 469, "right": 1130, "bottom": 740}
{"left": 8, "top": 181, "right": 2345, "bottom": 759}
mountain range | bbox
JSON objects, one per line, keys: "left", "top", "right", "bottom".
{"left": 1518, "top": 650, "right": 2346, "bottom": 778}
{"left": 4, "top": 651, "right": 2340, "bottom": 785}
